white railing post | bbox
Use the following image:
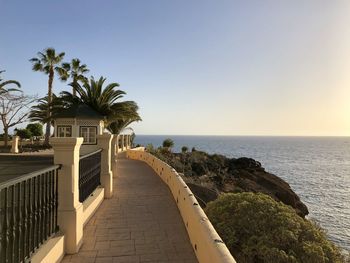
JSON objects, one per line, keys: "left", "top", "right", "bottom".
{"left": 111, "top": 135, "right": 118, "bottom": 176}
{"left": 50, "top": 137, "right": 84, "bottom": 254}
{"left": 127, "top": 135, "right": 131, "bottom": 149}
{"left": 120, "top": 134, "right": 125, "bottom": 151}
{"left": 124, "top": 135, "right": 128, "bottom": 150}
{"left": 116, "top": 135, "right": 120, "bottom": 153}
{"left": 97, "top": 133, "right": 113, "bottom": 198}
{"left": 11, "top": 136, "right": 19, "bottom": 153}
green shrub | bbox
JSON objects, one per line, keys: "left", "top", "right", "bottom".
{"left": 162, "top": 138, "right": 174, "bottom": 149}
{"left": 26, "top": 123, "right": 43, "bottom": 137}
{"left": 15, "top": 128, "right": 32, "bottom": 139}
{"left": 0, "top": 133, "right": 12, "bottom": 140}
{"left": 205, "top": 192, "right": 345, "bottom": 263}
{"left": 181, "top": 146, "right": 188, "bottom": 153}
{"left": 146, "top": 143, "right": 155, "bottom": 152}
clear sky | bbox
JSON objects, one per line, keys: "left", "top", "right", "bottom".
{"left": 1, "top": 0, "right": 350, "bottom": 136}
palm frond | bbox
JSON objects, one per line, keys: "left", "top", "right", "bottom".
{"left": 61, "top": 76, "right": 141, "bottom": 128}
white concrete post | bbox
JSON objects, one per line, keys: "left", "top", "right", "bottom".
{"left": 11, "top": 136, "right": 19, "bottom": 153}
{"left": 126, "top": 135, "right": 130, "bottom": 149}
{"left": 124, "top": 135, "right": 128, "bottom": 150}
{"left": 97, "top": 133, "right": 113, "bottom": 198}
{"left": 111, "top": 135, "right": 118, "bottom": 176}
{"left": 50, "top": 137, "right": 84, "bottom": 254}
{"left": 115, "top": 135, "right": 120, "bottom": 153}
{"left": 120, "top": 134, "right": 125, "bottom": 151}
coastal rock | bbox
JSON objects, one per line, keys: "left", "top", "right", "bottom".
{"left": 227, "top": 157, "right": 309, "bottom": 217}
{"left": 152, "top": 150, "right": 309, "bottom": 217}
{"left": 228, "top": 157, "right": 263, "bottom": 170}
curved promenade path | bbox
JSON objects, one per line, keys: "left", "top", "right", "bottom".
{"left": 62, "top": 158, "right": 198, "bottom": 263}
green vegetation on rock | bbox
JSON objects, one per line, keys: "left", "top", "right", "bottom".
{"left": 205, "top": 192, "right": 346, "bottom": 263}
{"left": 148, "top": 144, "right": 309, "bottom": 217}
{"left": 162, "top": 138, "right": 174, "bottom": 150}
{"left": 181, "top": 146, "right": 188, "bottom": 153}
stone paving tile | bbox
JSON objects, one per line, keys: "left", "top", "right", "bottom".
{"left": 62, "top": 158, "right": 198, "bottom": 262}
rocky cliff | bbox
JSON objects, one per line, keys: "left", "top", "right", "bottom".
{"left": 151, "top": 149, "right": 309, "bottom": 217}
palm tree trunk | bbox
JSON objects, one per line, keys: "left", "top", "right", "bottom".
{"left": 72, "top": 78, "right": 77, "bottom": 96}
{"left": 44, "top": 68, "right": 54, "bottom": 146}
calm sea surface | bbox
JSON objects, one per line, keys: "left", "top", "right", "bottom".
{"left": 134, "top": 135, "right": 350, "bottom": 251}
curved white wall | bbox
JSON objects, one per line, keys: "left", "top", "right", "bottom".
{"left": 127, "top": 148, "right": 236, "bottom": 263}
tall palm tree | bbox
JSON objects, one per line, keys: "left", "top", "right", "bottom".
{"left": 29, "top": 48, "right": 66, "bottom": 145}
{"left": 59, "top": 58, "right": 89, "bottom": 96}
{"left": 60, "top": 76, "right": 141, "bottom": 127}
{"left": 0, "top": 70, "right": 21, "bottom": 96}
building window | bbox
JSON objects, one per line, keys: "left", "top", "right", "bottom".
{"left": 57, "top": 126, "right": 72, "bottom": 137}
{"left": 79, "top": 126, "right": 97, "bottom": 144}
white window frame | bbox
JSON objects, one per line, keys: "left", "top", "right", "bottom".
{"left": 79, "top": 126, "right": 97, "bottom": 145}
{"left": 57, "top": 125, "right": 72, "bottom": 138}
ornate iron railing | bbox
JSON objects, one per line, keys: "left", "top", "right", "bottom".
{"left": 0, "top": 165, "right": 60, "bottom": 263}
{"left": 79, "top": 149, "right": 102, "bottom": 202}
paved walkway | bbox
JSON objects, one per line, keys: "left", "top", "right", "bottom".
{"left": 62, "top": 158, "right": 198, "bottom": 263}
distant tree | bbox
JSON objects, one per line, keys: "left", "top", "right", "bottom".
{"left": 162, "top": 138, "right": 174, "bottom": 150}
{"left": 191, "top": 147, "right": 197, "bottom": 152}
{"left": 206, "top": 192, "right": 346, "bottom": 263}
{"left": 0, "top": 70, "right": 21, "bottom": 96}
{"left": 15, "top": 128, "right": 32, "bottom": 139}
{"left": 26, "top": 123, "right": 43, "bottom": 137}
{"left": 181, "top": 146, "right": 188, "bottom": 153}
{"left": 30, "top": 48, "right": 66, "bottom": 145}
{"left": 0, "top": 92, "right": 35, "bottom": 146}
{"left": 59, "top": 58, "right": 89, "bottom": 96}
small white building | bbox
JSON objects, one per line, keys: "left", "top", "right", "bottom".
{"left": 53, "top": 104, "right": 105, "bottom": 154}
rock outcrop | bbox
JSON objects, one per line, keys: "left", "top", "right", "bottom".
{"left": 152, "top": 149, "right": 309, "bottom": 217}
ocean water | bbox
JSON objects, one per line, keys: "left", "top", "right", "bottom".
{"left": 134, "top": 135, "right": 350, "bottom": 252}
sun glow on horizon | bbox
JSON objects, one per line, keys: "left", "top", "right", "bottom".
{"left": 1, "top": 1, "right": 350, "bottom": 136}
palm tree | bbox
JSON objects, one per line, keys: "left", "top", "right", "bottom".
{"left": 162, "top": 138, "right": 174, "bottom": 151}
{"left": 107, "top": 102, "right": 141, "bottom": 134}
{"left": 0, "top": 70, "right": 21, "bottom": 96}
{"left": 59, "top": 58, "right": 89, "bottom": 96}
{"left": 29, "top": 48, "right": 66, "bottom": 145}
{"left": 107, "top": 117, "right": 141, "bottom": 135}
{"left": 181, "top": 146, "right": 188, "bottom": 153}
{"left": 60, "top": 76, "right": 141, "bottom": 127}
{"left": 29, "top": 94, "right": 66, "bottom": 125}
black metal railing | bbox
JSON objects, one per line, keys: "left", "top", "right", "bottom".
{"left": 0, "top": 165, "right": 60, "bottom": 263}
{"left": 79, "top": 149, "right": 102, "bottom": 203}
{"left": 118, "top": 137, "right": 122, "bottom": 149}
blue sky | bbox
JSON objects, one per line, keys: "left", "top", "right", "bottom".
{"left": 1, "top": 0, "right": 350, "bottom": 135}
